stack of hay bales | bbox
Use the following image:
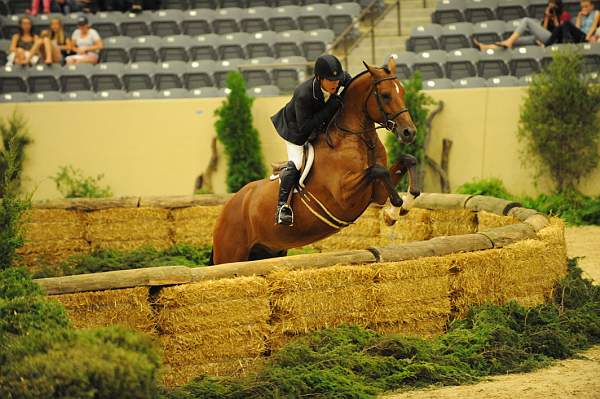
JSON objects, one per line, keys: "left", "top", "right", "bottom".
{"left": 379, "top": 208, "right": 432, "bottom": 245}
{"left": 429, "top": 209, "right": 477, "bottom": 237}
{"left": 18, "top": 209, "right": 89, "bottom": 274}
{"left": 51, "top": 287, "right": 155, "bottom": 333}
{"left": 312, "top": 206, "right": 382, "bottom": 250}
{"left": 171, "top": 205, "right": 223, "bottom": 247}
{"left": 156, "top": 276, "right": 270, "bottom": 386}
{"left": 477, "top": 210, "right": 518, "bottom": 231}
{"left": 86, "top": 207, "right": 171, "bottom": 251}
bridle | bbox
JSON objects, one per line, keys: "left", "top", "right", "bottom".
{"left": 334, "top": 74, "right": 409, "bottom": 136}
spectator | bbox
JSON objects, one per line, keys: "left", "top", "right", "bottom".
{"left": 545, "top": 0, "right": 600, "bottom": 45}
{"left": 7, "top": 17, "right": 39, "bottom": 66}
{"left": 473, "top": 0, "right": 568, "bottom": 50}
{"left": 30, "top": 18, "right": 72, "bottom": 65}
{"left": 65, "top": 16, "right": 103, "bottom": 65}
{"left": 26, "top": 0, "right": 51, "bottom": 16}
{"left": 55, "top": 0, "right": 79, "bottom": 14}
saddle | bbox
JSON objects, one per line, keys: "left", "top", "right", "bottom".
{"left": 269, "top": 142, "right": 315, "bottom": 189}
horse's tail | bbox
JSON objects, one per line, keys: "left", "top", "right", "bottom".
{"left": 208, "top": 248, "right": 214, "bottom": 266}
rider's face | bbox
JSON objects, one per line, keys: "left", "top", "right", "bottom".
{"left": 320, "top": 78, "right": 340, "bottom": 94}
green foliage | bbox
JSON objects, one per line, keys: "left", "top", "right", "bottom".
{"left": 385, "top": 71, "right": 435, "bottom": 188}
{"left": 163, "top": 259, "right": 600, "bottom": 398}
{"left": 0, "top": 120, "right": 31, "bottom": 271}
{"left": 518, "top": 46, "right": 600, "bottom": 193}
{"left": 0, "top": 267, "right": 42, "bottom": 298}
{"left": 455, "top": 178, "right": 513, "bottom": 200}
{"left": 0, "top": 111, "right": 32, "bottom": 196}
{"left": 51, "top": 165, "right": 113, "bottom": 198}
{"left": 33, "top": 244, "right": 212, "bottom": 278}
{"left": 214, "top": 72, "right": 266, "bottom": 192}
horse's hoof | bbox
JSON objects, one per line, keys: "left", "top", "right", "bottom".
{"left": 390, "top": 196, "right": 403, "bottom": 208}
{"left": 399, "top": 208, "right": 410, "bottom": 216}
{"left": 410, "top": 190, "right": 421, "bottom": 198}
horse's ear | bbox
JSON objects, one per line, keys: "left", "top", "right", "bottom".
{"left": 387, "top": 56, "right": 397, "bottom": 76}
{"left": 362, "top": 61, "right": 378, "bottom": 76}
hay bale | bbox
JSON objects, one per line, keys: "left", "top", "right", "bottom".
{"left": 23, "top": 209, "right": 83, "bottom": 224}
{"left": 172, "top": 205, "right": 223, "bottom": 246}
{"left": 268, "top": 265, "right": 378, "bottom": 334}
{"left": 477, "top": 210, "right": 518, "bottom": 231}
{"left": 90, "top": 239, "right": 172, "bottom": 252}
{"left": 162, "top": 358, "right": 262, "bottom": 387}
{"left": 429, "top": 209, "right": 477, "bottom": 237}
{"left": 50, "top": 287, "right": 155, "bottom": 333}
{"left": 85, "top": 207, "right": 168, "bottom": 223}
{"left": 312, "top": 206, "right": 382, "bottom": 250}
{"left": 379, "top": 208, "right": 431, "bottom": 245}
{"left": 23, "top": 221, "right": 85, "bottom": 242}
{"left": 374, "top": 316, "right": 448, "bottom": 337}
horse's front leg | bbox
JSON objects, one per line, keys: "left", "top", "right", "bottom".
{"left": 383, "top": 154, "right": 421, "bottom": 226}
{"left": 366, "top": 164, "right": 402, "bottom": 207}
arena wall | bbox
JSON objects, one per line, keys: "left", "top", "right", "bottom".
{"left": 1, "top": 87, "right": 599, "bottom": 200}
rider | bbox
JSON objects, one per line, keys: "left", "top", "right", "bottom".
{"left": 271, "top": 54, "right": 352, "bottom": 226}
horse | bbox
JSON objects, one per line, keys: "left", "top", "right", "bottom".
{"left": 211, "top": 58, "right": 420, "bottom": 264}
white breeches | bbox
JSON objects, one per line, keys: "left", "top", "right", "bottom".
{"left": 286, "top": 141, "right": 304, "bottom": 171}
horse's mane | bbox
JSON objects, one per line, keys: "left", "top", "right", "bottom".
{"left": 340, "top": 70, "right": 369, "bottom": 99}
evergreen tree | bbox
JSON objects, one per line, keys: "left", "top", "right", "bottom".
{"left": 0, "top": 111, "right": 32, "bottom": 197}
{"left": 214, "top": 72, "right": 266, "bottom": 193}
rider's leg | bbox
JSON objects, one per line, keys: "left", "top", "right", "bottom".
{"left": 276, "top": 142, "right": 303, "bottom": 225}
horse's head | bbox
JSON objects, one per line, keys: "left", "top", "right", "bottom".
{"left": 361, "top": 58, "right": 416, "bottom": 144}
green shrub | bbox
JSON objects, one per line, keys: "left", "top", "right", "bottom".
{"left": 0, "top": 267, "right": 41, "bottom": 298}
{"left": 518, "top": 46, "right": 600, "bottom": 193}
{"left": 214, "top": 71, "right": 266, "bottom": 193}
{"left": 0, "top": 111, "right": 32, "bottom": 196}
{"left": 455, "top": 178, "right": 513, "bottom": 200}
{"left": 51, "top": 165, "right": 113, "bottom": 198}
{"left": 163, "top": 259, "right": 600, "bottom": 399}
{"left": 34, "top": 244, "right": 212, "bottom": 278}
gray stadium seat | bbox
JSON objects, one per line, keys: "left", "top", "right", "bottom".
{"left": 212, "top": 7, "right": 242, "bottom": 34}
{"left": 60, "top": 64, "right": 93, "bottom": 92}
{"left": 241, "top": 7, "right": 272, "bottom": 33}
{"left": 433, "top": 0, "right": 466, "bottom": 25}
{"left": 62, "top": 91, "right": 96, "bottom": 101}
{"left": 0, "top": 39, "right": 10, "bottom": 65}
{"left": 241, "top": 56, "right": 275, "bottom": 87}
{"left": 487, "top": 75, "right": 519, "bottom": 87}
{"left": 327, "top": 2, "right": 360, "bottom": 36}
{"left": 151, "top": 10, "right": 184, "bottom": 37}
{"left": 527, "top": 0, "right": 547, "bottom": 20}
{"left": 29, "top": 91, "right": 62, "bottom": 101}
{"left": 129, "top": 89, "right": 158, "bottom": 99}
{"left": 464, "top": 0, "right": 498, "bottom": 23}
{"left": 540, "top": 43, "right": 567, "bottom": 68}
{"left": 220, "top": 0, "right": 244, "bottom": 7}
{"left": 423, "top": 78, "right": 454, "bottom": 89}
{"left": 0, "top": 15, "right": 19, "bottom": 39}
{"left": 440, "top": 22, "right": 473, "bottom": 51}
{"left": 406, "top": 24, "right": 443, "bottom": 52}
{"left": 101, "top": 36, "right": 133, "bottom": 63}
{"left": 509, "top": 45, "right": 543, "bottom": 77}
{"left": 123, "top": 62, "right": 157, "bottom": 91}
{"left": 453, "top": 76, "right": 488, "bottom": 87}
{"left": 218, "top": 32, "right": 249, "bottom": 59}
{"left": 190, "top": 0, "right": 218, "bottom": 8}
{"left": 89, "top": 12, "right": 122, "bottom": 38}
{"left": 31, "top": 13, "right": 64, "bottom": 35}
{"left": 190, "top": 33, "right": 219, "bottom": 60}
{"left": 298, "top": 3, "right": 329, "bottom": 31}
{"left": 496, "top": 0, "right": 528, "bottom": 21}
{"left": 161, "top": 0, "right": 190, "bottom": 10}
{"left": 0, "top": 0, "right": 8, "bottom": 16}
{"left": 582, "top": 42, "right": 600, "bottom": 73}
{"left": 247, "top": 0, "right": 274, "bottom": 6}
{"left": 190, "top": 86, "right": 220, "bottom": 97}
{"left": 247, "top": 84, "right": 280, "bottom": 96}
{"left": 158, "top": 88, "right": 194, "bottom": 98}
{"left": 217, "top": 87, "right": 231, "bottom": 96}
{"left": 275, "top": 0, "right": 301, "bottom": 5}
{"left": 120, "top": 13, "right": 152, "bottom": 37}
{"left": 213, "top": 58, "right": 244, "bottom": 88}
{"left": 477, "top": 47, "right": 510, "bottom": 78}
{"left": 8, "top": 0, "right": 29, "bottom": 13}
{"left": 518, "top": 75, "right": 533, "bottom": 85}
{"left": 96, "top": 89, "right": 129, "bottom": 100}
{"left": 274, "top": 30, "right": 304, "bottom": 58}
{"left": 472, "top": 19, "right": 505, "bottom": 44}
{"left": 302, "top": 29, "right": 334, "bottom": 61}
{"left": 184, "top": 60, "right": 216, "bottom": 89}
{"left": 26, "top": 65, "right": 59, "bottom": 93}
{"left": 269, "top": 5, "right": 300, "bottom": 32}
{"left": 182, "top": 9, "right": 215, "bottom": 35}
{"left": 155, "top": 60, "right": 187, "bottom": 90}
{"left": 0, "top": 92, "right": 28, "bottom": 102}
{"left": 0, "top": 65, "right": 27, "bottom": 93}
{"left": 130, "top": 35, "right": 162, "bottom": 63}
{"left": 247, "top": 30, "right": 277, "bottom": 58}
{"left": 413, "top": 50, "right": 448, "bottom": 80}
{"left": 388, "top": 52, "right": 417, "bottom": 80}
{"left": 92, "top": 62, "right": 125, "bottom": 91}
{"left": 445, "top": 47, "right": 479, "bottom": 79}
{"left": 272, "top": 56, "right": 305, "bottom": 92}
{"left": 159, "top": 35, "right": 193, "bottom": 62}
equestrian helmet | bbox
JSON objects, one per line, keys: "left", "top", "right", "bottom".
{"left": 314, "top": 54, "right": 345, "bottom": 81}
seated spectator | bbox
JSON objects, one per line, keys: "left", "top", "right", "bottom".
{"left": 66, "top": 16, "right": 103, "bottom": 65}
{"left": 8, "top": 17, "right": 39, "bottom": 66}
{"left": 55, "top": 0, "right": 79, "bottom": 14}
{"left": 474, "top": 0, "right": 569, "bottom": 50}
{"left": 545, "top": 0, "right": 600, "bottom": 45}
{"left": 26, "top": 0, "right": 52, "bottom": 16}
{"left": 30, "top": 18, "right": 72, "bottom": 65}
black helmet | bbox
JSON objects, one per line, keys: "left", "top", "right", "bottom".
{"left": 314, "top": 54, "right": 344, "bottom": 81}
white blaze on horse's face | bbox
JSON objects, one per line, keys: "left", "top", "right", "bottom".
{"left": 393, "top": 81, "right": 400, "bottom": 94}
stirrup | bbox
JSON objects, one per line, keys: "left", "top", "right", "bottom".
{"left": 276, "top": 204, "right": 294, "bottom": 226}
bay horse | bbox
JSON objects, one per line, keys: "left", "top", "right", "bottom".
{"left": 211, "top": 58, "right": 420, "bottom": 264}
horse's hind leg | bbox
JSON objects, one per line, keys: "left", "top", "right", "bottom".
{"left": 248, "top": 244, "right": 287, "bottom": 261}
{"left": 212, "top": 214, "right": 252, "bottom": 264}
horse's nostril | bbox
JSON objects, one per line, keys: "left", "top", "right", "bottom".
{"left": 402, "top": 128, "right": 413, "bottom": 138}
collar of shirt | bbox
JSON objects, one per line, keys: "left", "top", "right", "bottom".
{"left": 321, "top": 86, "right": 331, "bottom": 102}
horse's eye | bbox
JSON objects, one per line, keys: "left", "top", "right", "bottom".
{"left": 381, "top": 92, "right": 391, "bottom": 101}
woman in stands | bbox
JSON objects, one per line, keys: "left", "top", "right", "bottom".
{"left": 8, "top": 16, "right": 38, "bottom": 66}
{"left": 65, "top": 16, "right": 103, "bottom": 65}
{"left": 30, "top": 18, "right": 72, "bottom": 65}
{"left": 473, "top": 0, "right": 568, "bottom": 50}
{"left": 544, "top": 0, "right": 600, "bottom": 45}
{"left": 270, "top": 54, "right": 351, "bottom": 226}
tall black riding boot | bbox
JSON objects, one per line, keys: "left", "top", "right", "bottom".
{"left": 276, "top": 162, "right": 300, "bottom": 226}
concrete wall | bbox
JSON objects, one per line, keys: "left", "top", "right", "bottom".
{"left": 1, "top": 86, "right": 599, "bottom": 200}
